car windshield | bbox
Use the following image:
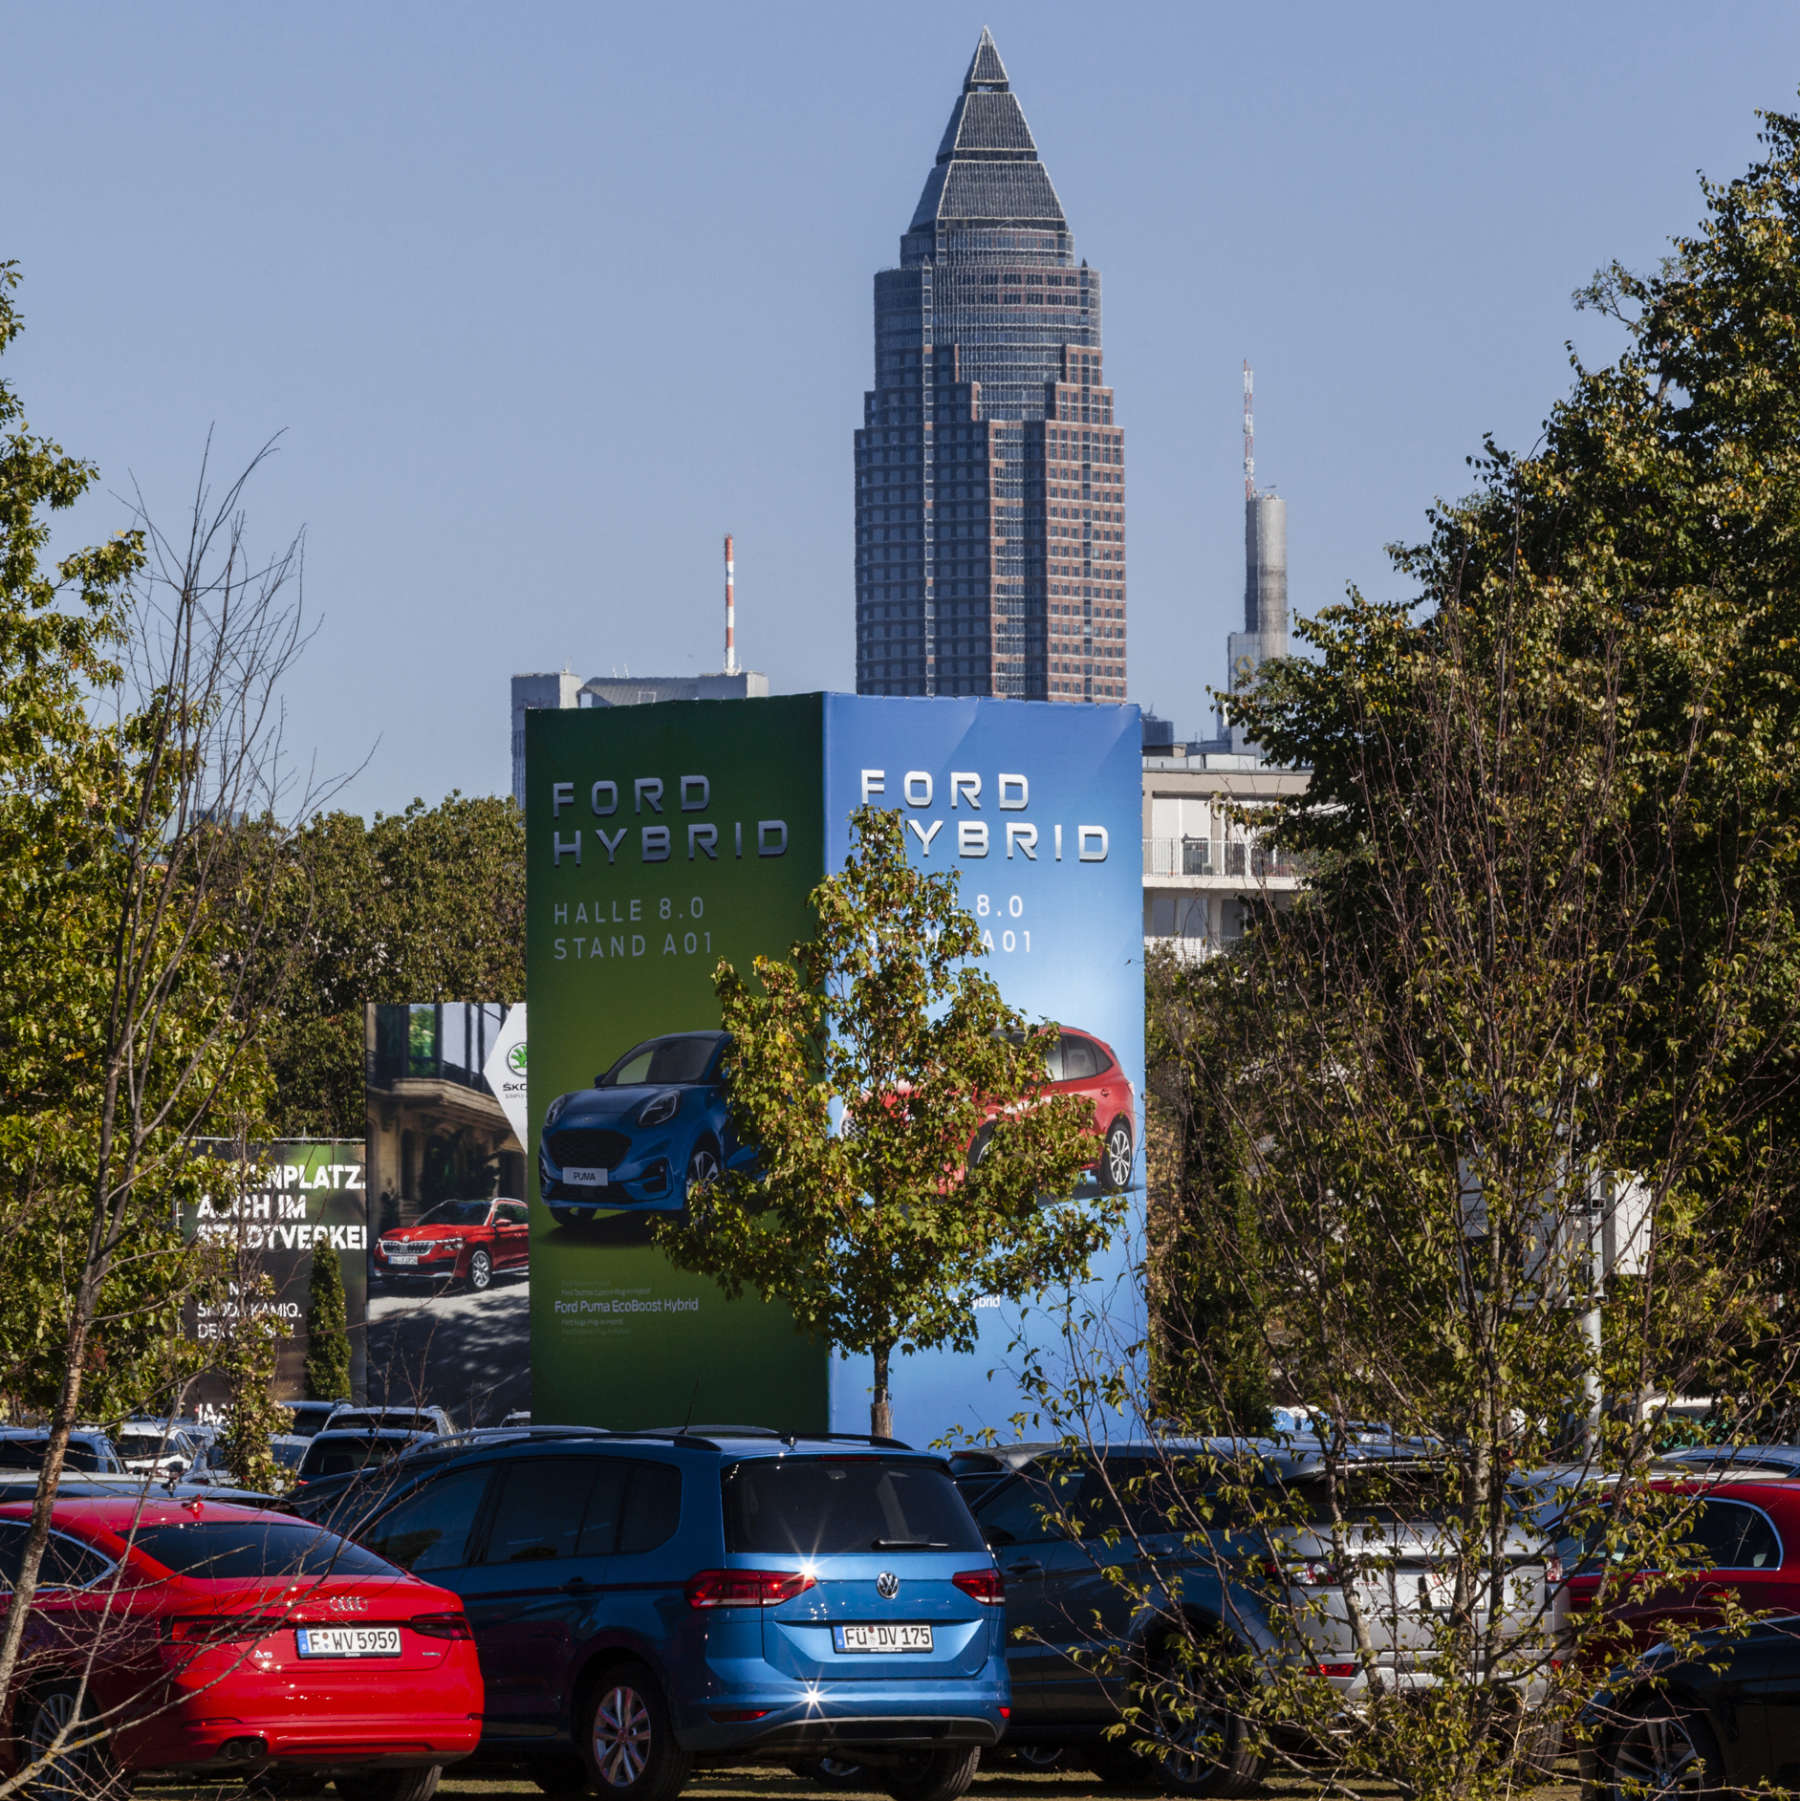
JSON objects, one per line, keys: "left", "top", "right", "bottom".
{"left": 270, "top": 1440, "right": 307, "bottom": 1469}
{"left": 414, "top": 1200, "right": 491, "bottom": 1228}
{"left": 117, "top": 1431, "right": 189, "bottom": 1460}
{"left": 0, "top": 1440, "right": 107, "bottom": 1472}
{"left": 328, "top": 1412, "right": 433, "bottom": 1434}
{"left": 130, "top": 1520, "right": 396, "bottom": 1579}
{"left": 299, "top": 1437, "right": 410, "bottom": 1478}
{"left": 600, "top": 1035, "right": 719, "bottom": 1088}
{"left": 723, "top": 1457, "right": 985, "bottom": 1556}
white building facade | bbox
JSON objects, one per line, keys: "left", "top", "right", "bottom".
{"left": 1142, "top": 742, "right": 1306, "bottom": 958}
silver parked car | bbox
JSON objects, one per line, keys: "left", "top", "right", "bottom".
{"left": 959, "top": 1440, "right": 1564, "bottom": 1793}
{"left": 112, "top": 1419, "right": 201, "bottom": 1479}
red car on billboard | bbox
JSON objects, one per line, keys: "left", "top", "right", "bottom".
{"left": 969, "top": 1027, "right": 1137, "bottom": 1193}
{"left": 372, "top": 1198, "right": 530, "bottom": 1292}
{"left": 0, "top": 1497, "right": 482, "bottom": 1800}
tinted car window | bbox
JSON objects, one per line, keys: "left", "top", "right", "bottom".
{"left": 724, "top": 1458, "right": 984, "bottom": 1556}
{"left": 117, "top": 1430, "right": 193, "bottom": 1461}
{"left": 0, "top": 1522, "right": 25, "bottom": 1587}
{"left": 132, "top": 1521, "right": 395, "bottom": 1578}
{"left": 1691, "top": 1500, "right": 1782, "bottom": 1570}
{"left": 574, "top": 1463, "right": 629, "bottom": 1557}
{"left": 366, "top": 1468, "right": 492, "bottom": 1572}
{"left": 1061, "top": 1038, "right": 1100, "bottom": 1080}
{"left": 0, "top": 1439, "right": 110, "bottom": 1473}
{"left": 499, "top": 1204, "right": 529, "bottom": 1227}
{"left": 618, "top": 1462, "right": 681, "bottom": 1554}
{"left": 484, "top": 1459, "right": 601, "bottom": 1563}
{"left": 602, "top": 1035, "right": 718, "bottom": 1087}
{"left": 299, "top": 1436, "right": 410, "bottom": 1479}
{"left": 977, "top": 1473, "right": 1069, "bottom": 1547}
{"left": 1284, "top": 1463, "right": 1453, "bottom": 1527}
{"left": 329, "top": 1411, "right": 435, "bottom": 1433}
{"left": 42, "top": 1534, "right": 112, "bottom": 1588}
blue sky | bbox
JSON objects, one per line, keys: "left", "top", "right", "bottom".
{"left": 6, "top": 2, "right": 1798, "bottom": 815}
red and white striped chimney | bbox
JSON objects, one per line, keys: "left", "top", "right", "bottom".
{"left": 723, "top": 533, "right": 737, "bottom": 675}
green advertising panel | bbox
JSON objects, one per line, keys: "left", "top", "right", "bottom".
{"left": 525, "top": 695, "right": 829, "bottom": 1428}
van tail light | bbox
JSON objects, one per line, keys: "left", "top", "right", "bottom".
{"left": 1544, "top": 1555, "right": 1564, "bottom": 1586}
{"left": 684, "top": 1570, "right": 817, "bottom": 1609}
{"left": 166, "top": 1614, "right": 285, "bottom": 1644}
{"left": 1313, "top": 1661, "right": 1359, "bottom": 1679}
{"left": 409, "top": 1612, "right": 474, "bottom": 1639}
{"left": 952, "top": 1569, "right": 1006, "bottom": 1606}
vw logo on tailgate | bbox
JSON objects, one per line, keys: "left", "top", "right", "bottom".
{"left": 875, "top": 1571, "right": 900, "bottom": 1600}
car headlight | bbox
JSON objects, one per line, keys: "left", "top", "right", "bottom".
{"left": 637, "top": 1090, "right": 681, "bottom": 1128}
{"left": 545, "top": 1093, "right": 571, "bottom": 1130}
{"left": 432, "top": 1238, "right": 463, "bottom": 1253}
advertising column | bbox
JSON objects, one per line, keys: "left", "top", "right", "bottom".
{"left": 525, "top": 695, "right": 831, "bottom": 1428}
{"left": 821, "top": 695, "right": 1145, "bottom": 1441}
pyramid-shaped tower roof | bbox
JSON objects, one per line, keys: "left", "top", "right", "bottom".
{"left": 909, "top": 28, "right": 1067, "bottom": 233}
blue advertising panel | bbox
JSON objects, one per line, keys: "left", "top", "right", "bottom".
{"left": 822, "top": 695, "right": 1145, "bottom": 1443}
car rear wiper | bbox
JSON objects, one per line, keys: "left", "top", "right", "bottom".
{"left": 872, "top": 1537, "right": 950, "bottom": 1549}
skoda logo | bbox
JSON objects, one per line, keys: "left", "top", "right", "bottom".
{"left": 875, "top": 1571, "right": 900, "bottom": 1600}
{"left": 506, "top": 1043, "right": 528, "bottom": 1077}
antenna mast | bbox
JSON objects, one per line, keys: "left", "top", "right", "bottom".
{"left": 1243, "top": 360, "right": 1255, "bottom": 500}
{"left": 723, "top": 533, "right": 737, "bottom": 675}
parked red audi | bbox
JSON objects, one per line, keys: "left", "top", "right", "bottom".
{"left": 0, "top": 1498, "right": 482, "bottom": 1801}
{"left": 372, "top": 1197, "right": 530, "bottom": 1292}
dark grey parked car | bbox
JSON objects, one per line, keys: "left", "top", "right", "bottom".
{"left": 957, "top": 1441, "right": 1563, "bottom": 1796}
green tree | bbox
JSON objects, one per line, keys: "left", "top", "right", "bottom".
{"left": 216, "top": 1277, "right": 288, "bottom": 1493}
{"left": 655, "top": 806, "right": 1120, "bottom": 1437}
{"left": 0, "top": 266, "right": 308, "bottom": 1707}
{"left": 1067, "top": 107, "right": 1800, "bottom": 1801}
{"left": 262, "top": 795, "right": 525, "bottom": 1137}
{"left": 303, "top": 1243, "right": 352, "bottom": 1402}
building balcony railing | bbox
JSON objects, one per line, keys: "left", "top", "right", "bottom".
{"left": 1141, "top": 837, "right": 1302, "bottom": 882}
{"left": 368, "top": 1002, "right": 510, "bottom": 1095}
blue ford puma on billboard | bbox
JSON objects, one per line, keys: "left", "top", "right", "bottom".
{"left": 539, "top": 1030, "right": 747, "bottom": 1224}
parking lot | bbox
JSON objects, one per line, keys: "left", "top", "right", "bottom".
{"left": 433, "top": 1765, "right": 1581, "bottom": 1801}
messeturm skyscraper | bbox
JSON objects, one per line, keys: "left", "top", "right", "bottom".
{"left": 855, "top": 29, "right": 1126, "bottom": 703}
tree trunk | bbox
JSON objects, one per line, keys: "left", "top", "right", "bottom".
{"left": 871, "top": 1341, "right": 893, "bottom": 1440}
{"left": 0, "top": 1259, "right": 98, "bottom": 1710}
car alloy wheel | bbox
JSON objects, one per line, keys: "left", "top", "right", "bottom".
{"left": 25, "top": 1684, "right": 123, "bottom": 1801}
{"left": 685, "top": 1142, "right": 722, "bottom": 1191}
{"left": 1138, "top": 1640, "right": 1260, "bottom": 1798}
{"left": 468, "top": 1249, "right": 493, "bottom": 1292}
{"left": 592, "top": 1683, "right": 652, "bottom": 1789}
{"left": 1607, "top": 1707, "right": 1722, "bottom": 1801}
{"left": 1103, "top": 1119, "right": 1134, "bottom": 1191}
{"left": 580, "top": 1666, "right": 689, "bottom": 1801}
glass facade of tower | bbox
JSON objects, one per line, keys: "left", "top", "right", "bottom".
{"left": 855, "top": 30, "right": 1127, "bottom": 703}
